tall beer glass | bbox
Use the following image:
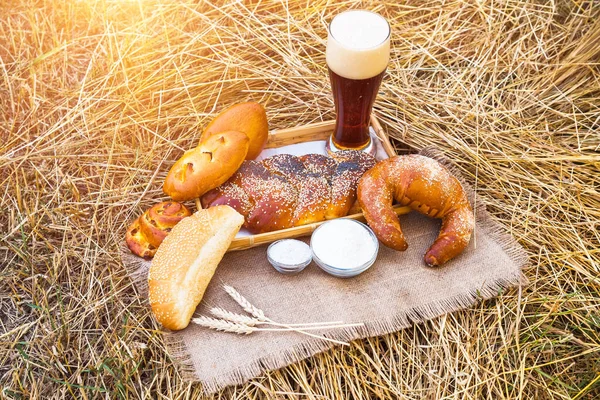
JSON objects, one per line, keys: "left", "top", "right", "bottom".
{"left": 326, "top": 10, "right": 390, "bottom": 154}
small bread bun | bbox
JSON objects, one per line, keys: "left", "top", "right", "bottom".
{"left": 202, "top": 102, "right": 268, "bottom": 160}
{"left": 148, "top": 205, "right": 244, "bottom": 331}
{"left": 125, "top": 202, "right": 191, "bottom": 258}
{"left": 163, "top": 130, "right": 250, "bottom": 201}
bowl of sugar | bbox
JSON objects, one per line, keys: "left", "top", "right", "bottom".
{"left": 310, "top": 219, "right": 379, "bottom": 278}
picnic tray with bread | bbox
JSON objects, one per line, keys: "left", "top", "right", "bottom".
{"left": 121, "top": 101, "right": 527, "bottom": 393}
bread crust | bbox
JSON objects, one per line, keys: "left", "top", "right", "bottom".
{"left": 163, "top": 130, "right": 250, "bottom": 201}
{"left": 148, "top": 205, "right": 244, "bottom": 331}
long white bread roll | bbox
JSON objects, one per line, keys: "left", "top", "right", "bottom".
{"left": 148, "top": 205, "right": 244, "bottom": 330}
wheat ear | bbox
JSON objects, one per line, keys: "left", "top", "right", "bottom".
{"left": 210, "top": 307, "right": 261, "bottom": 326}
{"left": 223, "top": 285, "right": 267, "bottom": 321}
{"left": 221, "top": 285, "right": 353, "bottom": 346}
{"left": 191, "top": 316, "right": 254, "bottom": 335}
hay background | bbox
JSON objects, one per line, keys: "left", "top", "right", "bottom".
{"left": 1, "top": 0, "right": 599, "bottom": 399}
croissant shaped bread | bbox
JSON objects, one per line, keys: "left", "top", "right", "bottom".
{"left": 357, "top": 155, "right": 474, "bottom": 266}
{"left": 201, "top": 151, "right": 376, "bottom": 233}
{"left": 126, "top": 201, "right": 191, "bottom": 258}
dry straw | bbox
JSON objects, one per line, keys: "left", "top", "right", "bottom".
{"left": 1, "top": 0, "right": 599, "bottom": 399}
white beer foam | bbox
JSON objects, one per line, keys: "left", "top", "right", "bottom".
{"left": 326, "top": 10, "right": 390, "bottom": 80}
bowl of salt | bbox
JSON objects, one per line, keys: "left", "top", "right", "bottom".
{"left": 267, "top": 239, "right": 313, "bottom": 274}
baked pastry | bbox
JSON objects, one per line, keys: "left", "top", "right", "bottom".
{"left": 357, "top": 155, "right": 474, "bottom": 266}
{"left": 163, "top": 130, "right": 250, "bottom": 201}
{"left": 126, "top": 202, "right": 192, "bottom": 258}
{"left": 148, "top": 205, "right": 244, "bottom": 331}
{"left": 202, "top": 102, "right": 268, "bottom": 160}
{"left": 201, "top": 151, "right": 376, "bottom": 233}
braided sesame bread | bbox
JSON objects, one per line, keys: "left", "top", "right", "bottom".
{"left": 201, "top": 151, "right": 376, "bottom": 234}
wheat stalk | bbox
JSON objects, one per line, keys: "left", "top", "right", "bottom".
{"left": 276, "top": 320, "right": 345, "bottom": 327}
{"left": 211, "top": 306, "right": 347, "bottom": 328}
{"left": 218, "top": 285, "right": 357, "bottom": 346}
{"left": 193, "top": 316, "right": 363, "bottom": 334}
{"left": 209, "top": 307, "right": 364, "bottom": 331}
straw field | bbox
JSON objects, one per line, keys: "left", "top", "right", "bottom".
{"left": 1, "top": 0, "right": 599, "bottom": 398}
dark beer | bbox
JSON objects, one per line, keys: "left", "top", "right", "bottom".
{"left": 326, "top": 10, "right": 390, "bottom": 154}
{"left": 328, "top": 67, "right": 385, "bottom": 150}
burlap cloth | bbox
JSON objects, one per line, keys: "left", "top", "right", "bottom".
{"left": 122, "top": 148, "right": 528, "bottom": 394}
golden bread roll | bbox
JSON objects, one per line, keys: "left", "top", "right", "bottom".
{"left": 357, "top": 155, "right": 474, "bottom": 266}
{"left": 202, "top": 102, "right": 268, "bottom": 160}
{"left": 125, "top": 201, "right": 191, "bottom": 258}
{"left": 163, "top": 130, "right": 250, "bottom": 201}
{"left": 148, "top": 205, "right": 244, "bottom": 331}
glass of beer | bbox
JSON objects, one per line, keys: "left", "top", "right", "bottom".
{"left": 325, "top": 10, "right": 390, "bottom": 155}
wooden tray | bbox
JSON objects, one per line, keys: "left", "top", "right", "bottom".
{"left": 227, "top": 114, "right": 410, "bottom": 251}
